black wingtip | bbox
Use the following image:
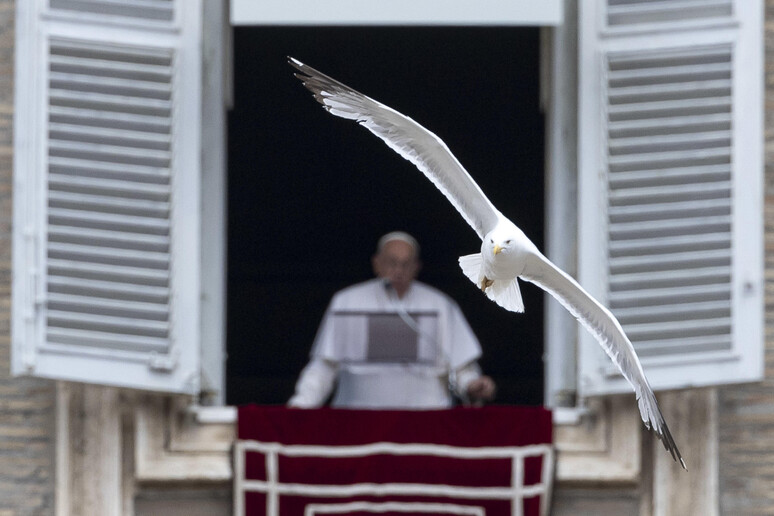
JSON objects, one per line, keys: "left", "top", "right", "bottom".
{"left": 658, "top": 420, "right": 687, "bottom": 471}
{"left": 287, "top": 58, "right": 371, "bottom": 109}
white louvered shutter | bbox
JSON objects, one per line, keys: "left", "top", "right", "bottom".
{"left": 577, "top": 0, "right": 763, "bottom": 395}
{"left": 12, "top": 0, "right": 203, "bottom": 393}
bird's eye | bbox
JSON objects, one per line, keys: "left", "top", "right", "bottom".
{"left": 490, "top": 239, "right": 494, "bottom": 244}
{"left": 506, "top": 240, "right": 512, "bottom": 244}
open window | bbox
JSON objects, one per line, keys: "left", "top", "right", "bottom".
{"left": 225, "top": 27, "right": 548, "bottom": 406}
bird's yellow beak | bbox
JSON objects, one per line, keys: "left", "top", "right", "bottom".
{"left": 493, "top": 245, "right": 503, "bottom": 255}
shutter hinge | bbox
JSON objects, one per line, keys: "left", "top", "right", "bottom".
{"left": 148, "top": 349, "right": 179, "bottom": 372}
{"left": 22, "top": 343, "right": 36, "bottom": 372}
{"left": 25, "top": 227, "right": 45, "bottom": 311}
{"left": 22, "top": 268, "right": 40, "bottom": 371}
{"left": 22, "top": 227, "right": 40, "bottom": 371}
{"left": 184, "top": 370, "right": 200, "bottom": 395}
{"left": 31, "top": 267, "right": 45, "bottom": 310}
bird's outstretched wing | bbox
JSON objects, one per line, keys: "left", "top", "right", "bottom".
{"left": 289, "top": 57, "right": 501, "bottom": 240}
{"left": 291, "top": 57, "right": 686, "bottom": 469}
{"left": 521, "top": 251, "right": 686, "bottom": 469}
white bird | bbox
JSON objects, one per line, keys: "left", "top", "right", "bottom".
{"left": 289, "top": 57, "right": 686, "bottom": 470}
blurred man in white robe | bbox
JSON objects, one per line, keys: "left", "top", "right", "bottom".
{"left": 289, "top": 231, "right": 496, "bottom": 409}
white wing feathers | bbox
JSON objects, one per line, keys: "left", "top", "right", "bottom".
{"left": 458, "top": 253, "right": 483, "bottom": 284}
{"left": 521, "top": 251, "right": 686, "bottom": 469}
{"left": 289, "top": 57, "right": 501, "bottom": 240}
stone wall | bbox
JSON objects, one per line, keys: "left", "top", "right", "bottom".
{"left": 717, "top": 2, "right": 774, "bottom": 514}
{"left": 0, "top": 2, "right": 56, "bottom": 515}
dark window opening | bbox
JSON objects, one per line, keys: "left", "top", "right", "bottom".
{"left": 227, "top": 27, "right": 545, "bottom": 406}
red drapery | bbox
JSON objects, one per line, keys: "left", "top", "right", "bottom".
{"left": 237, "top": 406, "right": 552, "bottom": 516}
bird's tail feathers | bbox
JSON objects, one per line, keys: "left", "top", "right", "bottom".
{"left": 485, "top": 277, "right": 525, "bottom": 313}
{"left": 458, "top": 253, "right": 525, "bottom": 312}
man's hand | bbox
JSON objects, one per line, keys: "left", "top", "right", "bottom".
{"left": 466, "top": 375, "right": 496, "bottom": 404}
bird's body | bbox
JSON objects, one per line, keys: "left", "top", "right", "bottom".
{"left": 459, "top": 219, "right": 534, "bottom": 312}
{"left": 289, "top": 57, "right": 686, "bottom": 470}
{"left": 483, "top": 220, "right": 534, "bottom": 281}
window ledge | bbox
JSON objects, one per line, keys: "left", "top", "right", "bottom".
{"left": 187, "top": 404, "right": 237, "bottom": 424}
{"left": 552, "top": 406, "right": 591, "bottom": 426}
{"left": 135, "top": 396, "right": 235, "bottom": 482}
{"left": 554, "top": 396, "right": 641, "bottom": 483}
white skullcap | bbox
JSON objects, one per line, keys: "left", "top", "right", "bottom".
{"left": 376, "top": 231, "right": 420, "bottom": 257}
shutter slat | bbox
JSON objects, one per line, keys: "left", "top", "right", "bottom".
{"left": 608, "top": 113, "right": 731, "bottom": 138}
{"left": 50, "top": 71, "right": 172, "bottom": 101}
{"left": 607, "top": 164, "right": 730, "bottom": 188}
{"left": 48, "top": 276, "right": 169, "bottom": 304}
{"left": 49, "top": 122, "right": 171, "bottom": 150}
{"left": 49, "top": 190, "right": 170, "bottom": 218}
{"left": 50, "top": 106, "right": 171, "bottom": 134}
{"left": 609, "top": 131, "right": 731, "bottom": 155}
{"left": 50, "top": 54, "right": 173, "bottom": 82}
{"left": 46, "top": 310, "right": 169, "bottom": 338}
{"left": 609, "top": 283, "right": 730, "bottom": 308}
{"left": 46, "top": 328, "right": 168, "bottom": 353}
{"left": 48, "top": 226, "right": 170, "bottom": 253}
{"left": 614, "top": 300, "right": 730, "bottom": 324}
{"left": 609, "top": 266, "right": 731, "bottom": 291}
{"left": 609, "top": 232, "right": 731, "bottom": 257}
{"left": 624, "top": 334, "right": 732, "bottom": 356}
{"left": 609, "top": 181, "right": 731, "bottom": 204}
{"left": 49, "top": 173, "right": 170, "bottom": 201}
{"left": 48, "top": 259, "right": 169, "bottom": 287}
{"left": 609, "top": 215, "right": 731, "bottom": 239}
{"left": 49, "top": 38, "right": 173, "bottom": 65}
{"left": 609, "top": 248, "right": 731, "bottom": 274}
{"left": 50, "top": 89, "right": 171, "bottom": 117}
{"left": 607, "top": 0, "right": 732, "bottom": 26}
{"left": 49, "top": 156, "right": 170, "bottom": 184}
{"left": 607, "top": 97, "right": 731, "bottom": 121}
{"left": 607, "top": 147, "right": 730, "bottom": 172}
{"left": 608, "top": 62, "right": 731, "bottom": 87}
{"left": 601, "top": 339, "right": 733, "bottom": 368}
{"left": 609, "top": 198, "right": 731, "bottom": 222}
{"left": 49, "top": 0, "right": 174, "bottom": 22}
{"left": 48, "top": 242, "right": 170, "bottom": 269}
{"left": 48, "top": 140, "right": 171, "bottom": 168}
{"left": 623, "top": 317, "right": 731, "bottom": 341}
{"left": 49, "top": 207, "right": 170, "bottom": 234}
{"left": 48, "top": 292, "right": 168, "bottom": 320}
{"left": 608, "top": 79, "right": 731, "bottom": 105}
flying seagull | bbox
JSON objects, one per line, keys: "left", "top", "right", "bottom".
{"left": 289, "top": 57, "right": 686, "bottom": 470}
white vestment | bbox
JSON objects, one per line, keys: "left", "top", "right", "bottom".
{"left": 288, "top": 279, "right": 484, "bottom": 409}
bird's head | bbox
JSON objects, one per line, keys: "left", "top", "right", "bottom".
{"left": 485, "top": 227, "right": 517, "bottom": 258}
